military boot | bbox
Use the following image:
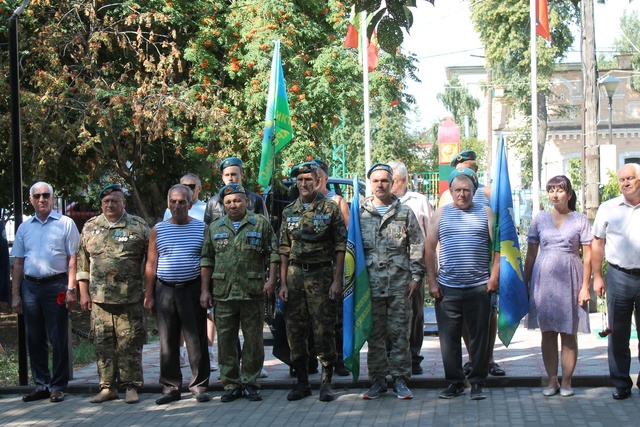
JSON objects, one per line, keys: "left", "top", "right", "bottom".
{"left": 319, "top": 364, "right": 334, "bottom": 402}
{"left": 287, "top": 367, "right": 312, "bottom": 401}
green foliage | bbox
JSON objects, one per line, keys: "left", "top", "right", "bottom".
{"left": 613, "top": 10, "right": 640, "bottom": 91}
{"left": 352, "top": 0, "right": 435, "bottom": 54}
{"left": 601, "top": 169, "right": 621, "bottom": 202}
{"left": 0, "top": 0, "right": 423, "bottom": 222}
{"left": 436, "top": 75, "right": 481, "bottom": 138}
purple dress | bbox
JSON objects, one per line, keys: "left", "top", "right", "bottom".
{"left": 525, "top": 211, "right": 593, "bottom": 334}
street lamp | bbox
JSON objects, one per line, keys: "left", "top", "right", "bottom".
{"left": 600, "top": 75, "right": 620, "bottom": 145}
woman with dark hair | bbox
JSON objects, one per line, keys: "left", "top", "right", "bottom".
{"left": 524, "top": 175, "right": 593, "bottom": 397}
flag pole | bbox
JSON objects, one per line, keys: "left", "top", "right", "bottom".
{"left": 530, "top": 0, "right": 541, "bottom": 217}
{"left": 361, "top": 12, "right": 372, "bottom": 195}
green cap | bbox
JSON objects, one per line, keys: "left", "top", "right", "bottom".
{"left": 290, "top": 161, "right": 318, "bottom": 178}
{"left": 450, "top": 150, "right": 477, "bottom": 167}
{"left": 219, "top": 157, "right": 244, "bottom": 173}
{"left": 367, "top": 163, "right": 392, "bottom": 178}
{"left": 218, "top": 184, "right": 247, "bottom": 199}
{"left": 99, "top": 184, "right": 123, "bottom": 200}
{"left": 448, "top": 167, "right": 478, "bottom": 190}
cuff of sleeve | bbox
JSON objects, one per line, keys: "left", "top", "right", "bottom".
{"left": 76, "top": 272, "right": 90, "bottom": 281}
{"left": 200, "top": 259, "right": 215, "bottom": 268}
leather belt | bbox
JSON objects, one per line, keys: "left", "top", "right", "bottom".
{"left": 290, "top": 261, "right": 333, "bottom": 271}
{"left": 609, "top": 263, "right": 640, "bottom": 276}
{"left": 158, "top": 276, "right": 200, "bottom": 289}
{"left": 24, "top": 273, "right": 67, "bottom": 284}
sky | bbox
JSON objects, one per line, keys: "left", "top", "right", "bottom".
{"left": 402, "top": 0, "right": 640, "bottom": 130}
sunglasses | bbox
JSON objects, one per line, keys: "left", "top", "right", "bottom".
{"left": 184, "top": 184, "right": 198, "bottom": 190}
{"left": 32, "top": 193, "right": 51, "bottom": 200}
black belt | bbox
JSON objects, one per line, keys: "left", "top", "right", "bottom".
{"left": 290, "top": 261, "right": 333, "bottom": 271}
{"left": 609, "top": 263, "right": 640, "bottom": 276}
{"left": 158, "top": 276, "right": 200, "bottom": 289}
{"left": 24, "top": 273, "right": 67, "bottom": 284}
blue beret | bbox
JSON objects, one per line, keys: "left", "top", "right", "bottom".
{"left": 448, "top": 167, "right": 478, "bottom": 190}
{"left": 313, "top": 158, "right": 330, "bottom": 175}
{"left": 220, "top": 157, "right": 244, "bottom": 173}
{"left": 367, "top": 163, "right": 392, "bottom": 178}
{"left": 219, "top": 184, "right": 247, "bottom": 199}
{"left": 99, "top": 184, "right": 123, "bottom": 200}
{"left": 450, "top": 150, "right": 477, "bottom": 167}
{"left": 290, "top": 161, "right": 318, "bottom": 178}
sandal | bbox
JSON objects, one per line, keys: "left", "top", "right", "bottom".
{"left": 463, "top": 362, "right": 472, "bottom": 376}
{"left": 489, "top": 362, "right": 506, "bottom": 376}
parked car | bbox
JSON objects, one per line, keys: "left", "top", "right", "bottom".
{"left": 61, "top": 201, "right": 98, "bottom": 232}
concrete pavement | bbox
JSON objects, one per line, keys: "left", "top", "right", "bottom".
{"left": 1, "top": 313, "right": 640, "bottom": 426}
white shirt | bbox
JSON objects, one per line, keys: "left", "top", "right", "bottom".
{"left": 399, "top": 191, "right": 433, "bottom": 237}
{"left": 592, "top": 195, "right": 640, "bottom": 269}
{"left": 163, "top": 199, "right": 207, "bottom": 222}
{"left": 12, "top": 211, "right": 80, "bottom": 277}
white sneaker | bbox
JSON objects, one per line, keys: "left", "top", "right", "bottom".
{"left": 180, "top": 356, "right": 188, "bottom": 367}
{"left": 210, "top": 360, "right": 219, "bottom": 371}
{"left": 259, "top": 368, "right": 268, "bottom": 378}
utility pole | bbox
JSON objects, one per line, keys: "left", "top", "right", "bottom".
{"left": 581, "top": 0, "right": 599, "bottom": 221}
{"left": 486, "top": 69, "right": 493, "bottom": 183}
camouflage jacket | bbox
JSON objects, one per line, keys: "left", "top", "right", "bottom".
{"left": 201, "top": 213, "right": 279, "bottom": 301}
{"left": 360, "top": 196, "right": 425, "bottom": 297}
{"left": 279, "top": 192, "right": 347, "bottom": 263}
{"left": 77, "top": 213, "right": 149, "bottom": 304}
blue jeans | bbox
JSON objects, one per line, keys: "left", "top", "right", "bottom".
{"left": 21, "top": 276, "right": 70, "bottom": 391}
{"left": 606, "top": 266, "right": 640, "bottom": 390}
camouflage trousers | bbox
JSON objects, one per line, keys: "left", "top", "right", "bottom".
{"left": 214, "top": 299, "right": 264, "bottom": 390}
{"left": 285, "top": 264, "right": 336, "bottom": 374}
{"left": 367, "top": 295, "right": 412, "bottom": 380}
{"left": 91, "top": 302, "right": 145, "bottom": 389}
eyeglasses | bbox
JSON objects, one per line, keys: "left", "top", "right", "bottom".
{"left": 32, "top": 193, "right": 51, "bottom": 200}
{"left": 184, "top": 184, "right": 198, "bottom": 190}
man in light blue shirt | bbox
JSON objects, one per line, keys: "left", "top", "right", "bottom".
{"left": 11, "top": 182, "right": 80, "bottom": 404}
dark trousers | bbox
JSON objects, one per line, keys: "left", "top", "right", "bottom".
{"left": 410, "top": 281, "right": 425, "bottom": 365}
{"left": 155, "top": 280, "right": 209, "bottom": 394}
{"left": 435, "top": 284, "right": 491, "bottom": 385}
{"left": 606, "top": 266, "right": 640, "bottom": 390}
{"left": 21, "top": 276, "right": 70, "bottom": 392}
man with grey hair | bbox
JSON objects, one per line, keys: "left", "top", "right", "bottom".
{"left": 426, "top": 168, "right": 499, "bottom": 400}
{"left": 145, "top": 184, "right": 210, "bottom": 405}
{"left": 12, "top": 182, "right": 80, "bottom": 403}
{"left": 388, "top": 161, "right": 432, "bottom": 375}
{"left": 592, "top": 163, "right": 640, "bottom": 400}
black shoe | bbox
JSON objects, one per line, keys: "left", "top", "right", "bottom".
{"left": 155, "top": 391, "right": 181, "bottom": 405}
{"left": 438, "top": 383, "right": 465, "bottom": 399}
{"left": 412, "top": 364, "right": 424, "bottom": 375}
{"left": 243, "top": 386, "right": 262, "bottom": 402}
{"left": 49, "top": 390, "right": 64, "bottom": 403}
{"left": 308, "top": 365, "right": 319, "bottom": 375}
{"left": 22, "top": 389, "right": 50, "bottom": 402}
{"left": 334, "top": 361, "right": 350, "bottom": 377}
{"left": 193, "top": 392, "right": 211, "bottom": 402}
{"left": 613, "top": 388, "right": 632, "bottom": 400}
{"left": 470, "top": 383, "right": 487, "bottom": 400}
{"left": 220, "top": 388, "right": 243, "bottom": 403}
{"left": 287, "top": 385, "right": 312, "bottom": 401}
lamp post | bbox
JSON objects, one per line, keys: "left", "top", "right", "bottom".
{"left": 600, "top": 75, "right": 620, "bottom": 145}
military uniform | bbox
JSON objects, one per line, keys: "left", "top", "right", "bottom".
{"left": 279, "top": 192, "right": 347, "bottom": 376}
{"left": 360, "top": 196, "right": 424, "bottom": 381}
{"left": 77, "top": 213, "right": 149, "bottom": 389}
{"left": 201, "top": 212, "right": 279, "bottom": 391}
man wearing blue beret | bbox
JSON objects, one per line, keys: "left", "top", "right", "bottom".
{"left": 426, "top": 168, "right": 500, "bottom": 401}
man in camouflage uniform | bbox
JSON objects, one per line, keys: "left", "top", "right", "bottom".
{"left": 278, "top": 161, "right": 347, "bottom": 402}
{"left": 360, "top": 163, "right": 425, "bottom": 400}
{"left": 200, "top": 184, "right": 279, "bottom": 402}
{"left": 77, "top": 184, "right": 149, "bottom": 404}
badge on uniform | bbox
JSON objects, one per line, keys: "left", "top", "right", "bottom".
{"left": 287, "top": 216, "right": 300, "bottom": 232}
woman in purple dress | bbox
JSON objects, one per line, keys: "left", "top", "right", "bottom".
{"left": 524, "top": 175, "right": 592, "bottom": 397}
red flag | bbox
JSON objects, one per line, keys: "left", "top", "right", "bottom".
{"left": 536, "top": 0, "right": 551, "bottom": 42}
{"left": 343, "top": 7, "right": 379, "bottom": 72}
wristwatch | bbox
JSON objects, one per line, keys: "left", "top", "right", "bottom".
{"left": 411, "top": 276, "right": 421, "bottom": 283}
{"left": 67, "top": 288, "right": 77, "bottom": 294}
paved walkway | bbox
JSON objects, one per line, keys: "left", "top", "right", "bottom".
{"left": 1, "top": 313, "right": 639, "bottom": 426}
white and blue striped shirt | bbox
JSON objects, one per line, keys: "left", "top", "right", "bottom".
{"left": 438, "top": 203, "right": 490, "bottom": 288}
{"left": 156, "top": 219, "right": 205, "bottom": 282}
